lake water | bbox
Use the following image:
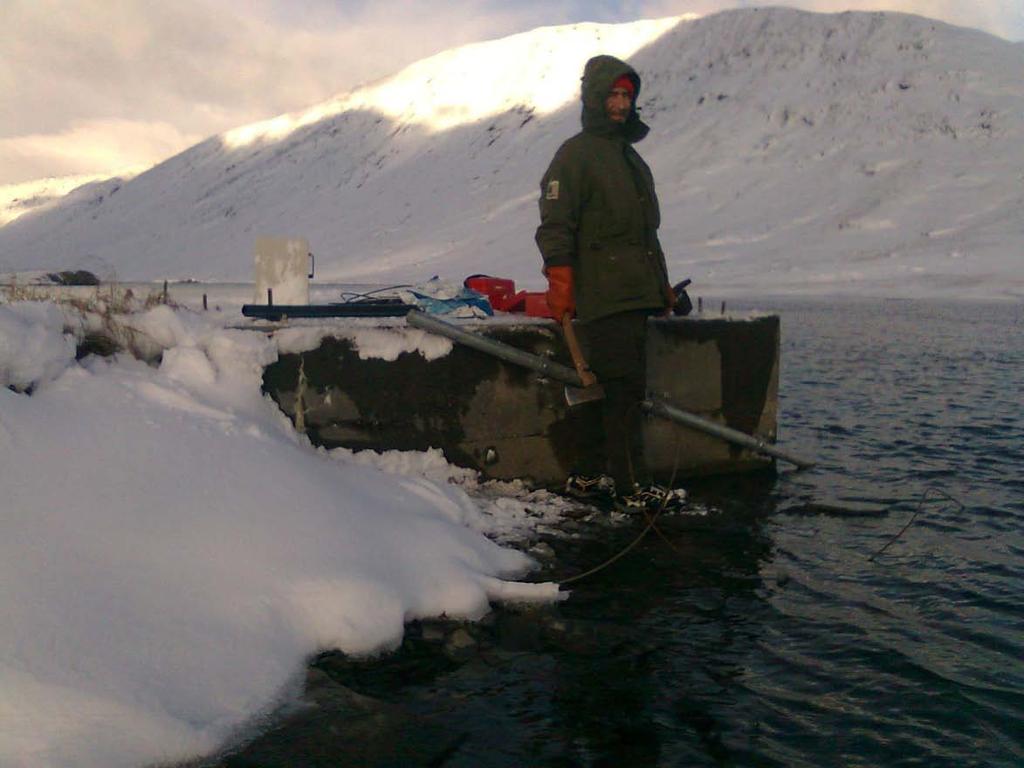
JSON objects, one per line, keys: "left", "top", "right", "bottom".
{"left": 218, "top": 298, "right": 1023, "bottom": 767}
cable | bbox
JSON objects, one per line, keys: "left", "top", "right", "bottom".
{"left": 558, "top": 515, "right": 660, "bottom": 586}
{"left": 555, "top": 417, "right": 686, "bottom": 586}
{"left": 868, "top": 486, "right": 965, "bottom": 562}
{"left": 338, "top": 284, "right": 414, "bottom": 303}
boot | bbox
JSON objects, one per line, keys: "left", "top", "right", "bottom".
{"left": 565, "top": 473, "right": 617, "bottom": 501}
{"left": 617, "top": 483, "right": 687, "bottom": 513}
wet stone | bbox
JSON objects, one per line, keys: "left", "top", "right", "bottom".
{"left": 419, "top": 622, "right": 446, "bottom": 643}
{"left": 443, "top": 628, "right": 477, "bottom": 660}
{"left": 529, "top": 541, "right": 556, "bottom": 559}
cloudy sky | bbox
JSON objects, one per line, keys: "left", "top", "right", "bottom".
{"left": 2, "top": 0, "right": 1022, "bottom": 186}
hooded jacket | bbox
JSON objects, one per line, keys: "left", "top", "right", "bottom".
{"left": 535, "top": 55, "right": 670, "bottom": 323}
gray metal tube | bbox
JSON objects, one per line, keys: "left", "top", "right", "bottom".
{"left": 641, "top": 399, "right": 816, "bottom": 470}
{"left": 406, "top": 309, "right": 584, "bottom": 387}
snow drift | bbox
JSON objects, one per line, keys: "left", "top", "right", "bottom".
{"left": 0, "top": 302, "right": 560, "bottom": 767}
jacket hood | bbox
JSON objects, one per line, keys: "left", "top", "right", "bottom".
{"left": 580, "top": 55, "right": 649, "bottom": 142}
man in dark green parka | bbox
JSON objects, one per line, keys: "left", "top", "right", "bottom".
{"left": 536, "top": 54, "right": 679, "bottom": 507}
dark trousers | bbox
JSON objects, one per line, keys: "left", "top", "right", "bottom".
{"left": 573, "top": 308, "right": 657, "bottom": 491}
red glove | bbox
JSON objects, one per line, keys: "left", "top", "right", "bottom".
{"left": 544, "top": 265, "right": 575, "bottom": 319}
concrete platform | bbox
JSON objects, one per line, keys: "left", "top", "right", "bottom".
{"left": 261, "top": 314, "right": 780, "bottom": 487}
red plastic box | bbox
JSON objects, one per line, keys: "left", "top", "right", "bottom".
{"left": 465, "top": 275, "right": 516, "bottom": 310}
{"left": 464, "top": 275, "right": 554, "bottom": 318}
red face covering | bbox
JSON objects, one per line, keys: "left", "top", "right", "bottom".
{"left": 611, "top": 75, "right": 635, "bottom": 96}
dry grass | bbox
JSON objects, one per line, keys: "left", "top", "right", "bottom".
{"left": 1, "top": 278, "right": 178, "bottom": 361}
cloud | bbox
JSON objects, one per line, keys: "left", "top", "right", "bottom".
{"left": 0, "top": 119, "right": 197, "bottom": 182}
{"left": 1, "top": 0, "right": 1020, "bottom": 184}
{"left": 636, "top": 0, "right": 1024, "bottom": 42}
{"left": 790, "top": 0, "right": 1023, "bottom": 41}
{"left": 0, "top": 0, "right": 562, "bottom": 184}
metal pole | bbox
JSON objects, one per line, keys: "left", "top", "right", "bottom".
{"left": 406, "top": 309, "right": 584, "bottom": 387}
{"left": 641, "top": 399, "right": 816, "bottom": 470}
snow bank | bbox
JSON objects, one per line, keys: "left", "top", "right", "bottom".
{"left": 274, "top": 319, "right": 454, "bottom": 361}
{"left": 331, "top": 445, "right": 585, "bottom": 544}
{"left": 0, "top": 302, "right": 76, "bottom": 390}
{"left": 0, "top": 304, "right": 559, "bottom": 768}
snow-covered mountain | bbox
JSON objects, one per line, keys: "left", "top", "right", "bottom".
{"left": 0, "top": 172, "right": 139, "bottom": 227}
{"left": 1, "top": 8, "right": 1021, "bottom": 299}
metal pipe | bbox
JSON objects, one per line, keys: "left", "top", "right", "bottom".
{"left": 641, "top": 399, "right": 816, "bottom": 469}
{"left": 406, "top": 310, "right": 584, "bottom": 387}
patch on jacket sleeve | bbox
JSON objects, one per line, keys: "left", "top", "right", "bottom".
{"left": 545, "top": 180, "right": 560, "bottom": 200}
